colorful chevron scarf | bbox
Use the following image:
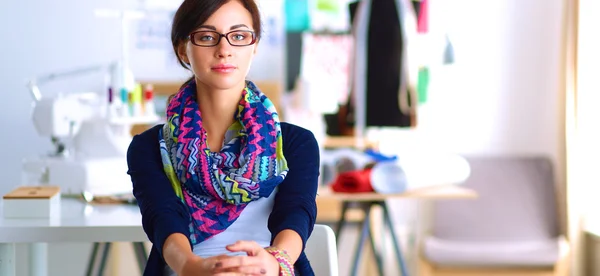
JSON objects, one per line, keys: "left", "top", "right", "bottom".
{"left": 158, "top": 79, "right": 288, "bottom": 245}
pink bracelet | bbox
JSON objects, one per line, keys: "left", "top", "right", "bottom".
{"left": 264, "top": 246, "right": 295, "bottom": 276}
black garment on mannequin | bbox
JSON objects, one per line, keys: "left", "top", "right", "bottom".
{"left": 346, "top": 0, "right": 413, "bottom": 128}
{"left": 365, "top": 0, "right": 412, "bottom": 127}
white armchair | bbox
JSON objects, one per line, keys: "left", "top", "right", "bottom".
{"left": 305, "top": 224, "right": 339, "bottom": 276}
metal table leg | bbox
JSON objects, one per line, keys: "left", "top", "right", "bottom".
{"left": 382, "top": 202, "right": 409, "bottom": 276}
{"left": 86, "top": 242, "right": 112, "bottom": 276}
{"left": 133, "top": 242, "right": 148, "bottom": 273}
{"left": 86, "top": 243, "right": 100, "bottom": 276}
{"left": 367, "top": 204, "right": 385, "bottom": 276}
{"left": 334, "top": 201, "right": 349, "bottom": 246}
{"left": 350, "top": 205, "right": 371, "bottom": 276}
{"left": 0, "top": 243, "right": 15, "bottom": 276}
{"left": 97, "top": 243, "right": 112, "bottom": 276}
{"left": 29, "top": 243, "right": 48, "bottom": 276}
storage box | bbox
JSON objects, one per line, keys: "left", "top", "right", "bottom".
{"left": 2, "top": 186, "right": 61, "bottom": 218}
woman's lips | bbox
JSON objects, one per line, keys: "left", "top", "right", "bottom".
{"left": 211, "top": 64, "right": 236, "bottom": 73}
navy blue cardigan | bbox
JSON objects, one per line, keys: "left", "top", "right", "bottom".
{"left": 127, "top": 123, "right": 319, "bottom": 276}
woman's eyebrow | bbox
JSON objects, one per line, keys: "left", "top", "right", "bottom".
{"left": 196, "top": 24, "right": 249, "bottom": 31}
{"left": 230, "top": 24, "right": 250, "bottom": 30}
{"left": 197, "top": 25, "right": 217, "bottom": 30}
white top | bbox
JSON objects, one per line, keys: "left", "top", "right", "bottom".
{"left": 165, "top": 190, "right": 276, "bottom": 275}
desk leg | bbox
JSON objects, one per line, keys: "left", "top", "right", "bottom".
{"left": 350, "top": 207, "right": 371, "bottom": 276}
{"left": 29, "top": 243, "right": 48, "bottom": 276}
{"left": 86, "top": 243, "right": 100, "bottom": 276}
{"left": 334, "top": 201, "right": 349, "bottom": 246}
{"left": 98, "top": 243, "right": 112, "bottom": 276}
{"left": 382, "top": 203, "right": 409, "bottom": 276}
{"left": 133, "top": 242, "right": 148, "bottom": 273}
{"left": 86, "top": 243, "right": 112, "bottom": 276}
{"left": 0, "top": 243, "right": 15, "bottom": 276}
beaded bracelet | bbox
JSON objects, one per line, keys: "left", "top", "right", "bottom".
{"left": 264, "top": 246, "right": 295, "bottom": 276}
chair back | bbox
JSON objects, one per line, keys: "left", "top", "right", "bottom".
{"left": 432, "top": 156, "right": 560, "bottom": 241}
{"left": 305, "top": 224, "right": 339, "bottom": 276}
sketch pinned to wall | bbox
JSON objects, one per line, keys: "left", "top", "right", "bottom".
{"left": 300, "top": 33, "right": 353, "bottom": 113}
{"left": 135, "top": 12, "right": 173, "bottom": 50}
{"left": 247, "top": 0, "right": 285, "bottom": 83}
{"left": 128, "top": 1, "right": 187, "bottom": 80}
{"left": 137, "top": 0, "right": 183, "bottom": 11}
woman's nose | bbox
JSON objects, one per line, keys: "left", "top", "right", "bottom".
{"left": 215, "top": 37, "right": 233, "bottom": 58}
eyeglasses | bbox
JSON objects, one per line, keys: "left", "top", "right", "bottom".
{"left": 188, "top": 30, "right": 257, "bottom": 47}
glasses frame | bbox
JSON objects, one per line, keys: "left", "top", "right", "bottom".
{"left": 188, "top": 30, "right": 258, "bottom": 47}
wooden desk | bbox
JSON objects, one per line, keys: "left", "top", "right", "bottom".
{"left": 316, "top": 185, "right": 477, "bottom": 276}
{"left": 315, "top": 185, "right": 477, "bottom": 222}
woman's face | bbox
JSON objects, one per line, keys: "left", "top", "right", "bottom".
{"left": 179, "top": 0, "right": 257, "bottom": 91}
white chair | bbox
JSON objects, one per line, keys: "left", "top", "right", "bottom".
{"left": 305, "top": 224, "right": 339, "bottom": 276}
{"left": 419, "top": 156, "right": 570, "bottom": 276}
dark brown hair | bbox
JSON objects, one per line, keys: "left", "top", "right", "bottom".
{"left": 171, "top": 0, "right": 262, "bottom": 89}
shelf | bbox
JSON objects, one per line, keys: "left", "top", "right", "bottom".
{"left": 109, "top": 115, "right": 162, "bottom": 125}
{"left": 322, "top": 136, "right": 378, "bottom": 149}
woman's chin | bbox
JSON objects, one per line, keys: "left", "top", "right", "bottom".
{"left": 200, "top": 76, "right": 246, "bottom": 91}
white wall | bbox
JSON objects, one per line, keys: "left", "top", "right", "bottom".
{"left": 381, "top": 0, "right": 563, "bottom": 159}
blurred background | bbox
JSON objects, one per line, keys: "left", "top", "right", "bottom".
{"left": 0, "top": 0, "right": 598, "bottom": 275}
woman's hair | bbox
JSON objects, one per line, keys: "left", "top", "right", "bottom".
{"left": 171, "top": 0, "right": 262, "bottom": 90}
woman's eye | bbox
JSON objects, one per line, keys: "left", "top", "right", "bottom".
{"left": 232, "top": 34, "right": 246, "bottom": 41}
{"left": 200, "top": 35, "right": 215, "bottom": 41}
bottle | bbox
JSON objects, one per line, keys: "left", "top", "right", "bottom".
{"left": 143, "top": 84, "right": 157, "bottom": 118}
{"left": 131, "top": 83, "right": 143, "bottom": 117}
{"left": 110, "top": 60, "right": 135, "bottom": 118}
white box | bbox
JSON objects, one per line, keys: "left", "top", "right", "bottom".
{"left": 2, "top": 186, "right": 61, "bottom": 218}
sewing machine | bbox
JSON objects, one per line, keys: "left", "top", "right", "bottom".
{"left": 22, "top": 63, "right": 159, "bottom": 196}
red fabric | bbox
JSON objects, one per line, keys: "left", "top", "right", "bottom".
{"left": 331, "top": 169, "right": 374, "bottom": 193}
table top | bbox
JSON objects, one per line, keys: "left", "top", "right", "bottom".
{"left": 0, "top": 185, "right": 477, "bottom": 243}
{"left": 317, "top": 185, "right": 478, "bottom": 202}
{"left": 0, "top": 198, "right": 146, "bottom": 243}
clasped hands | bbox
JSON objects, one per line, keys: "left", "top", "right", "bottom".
{"left": 178, "top": 240, "right": 281, "bottom": 276}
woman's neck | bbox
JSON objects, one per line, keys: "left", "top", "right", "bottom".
{"left": 195, "top": 79, "right": 245, "bottom": 150}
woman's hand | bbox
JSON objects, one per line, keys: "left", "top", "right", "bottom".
{"left": 178, "top": 254, "right": 251, "bottom": 276}
{"left": 219, "top": 241, "right": 280, "bottom": 276}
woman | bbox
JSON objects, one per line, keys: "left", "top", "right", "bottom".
{"left": 126, "top": 0, "right": 319, "bottom": 275}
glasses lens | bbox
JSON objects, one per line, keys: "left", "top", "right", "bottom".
{"left": 227, "top": 31, "right": 255, "bottom": 46}
{"left": 192, "top": 31, "right": 220, "bottom": 46}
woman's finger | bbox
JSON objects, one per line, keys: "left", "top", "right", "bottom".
{"left": 235, "top": 265, "right": 268, "bottom": 275}
{"left": 203, "top": 254, "right": 237, "bottom": 271}
{"left": 213, "top": 272, "right": 245, "bottom": 276}
{"left": 226, "top": 240, "right": 262, "bottom": 256}
{"left": 215, "top": 255, "right": 263, "bottom": 270}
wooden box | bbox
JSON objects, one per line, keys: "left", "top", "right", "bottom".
{"left": 2, "top": 186, "right": 61, "bottom": 218}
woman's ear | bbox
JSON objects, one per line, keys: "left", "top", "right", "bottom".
{"left": 177, "top": 43, "right": 190, "bottom": 65}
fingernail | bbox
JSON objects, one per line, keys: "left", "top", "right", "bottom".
{"left": 215, "top": 262, "right": 222, "bottom": 268}
{"left": 261, "top": 269, "right": 266, "bottom": 274}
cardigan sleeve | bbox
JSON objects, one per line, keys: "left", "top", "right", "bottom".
{"left": 127, "top": 126, "right": 192, "bottom": 257}
{"left": 267, "top": 124, "right": 320, "bottom": 249}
